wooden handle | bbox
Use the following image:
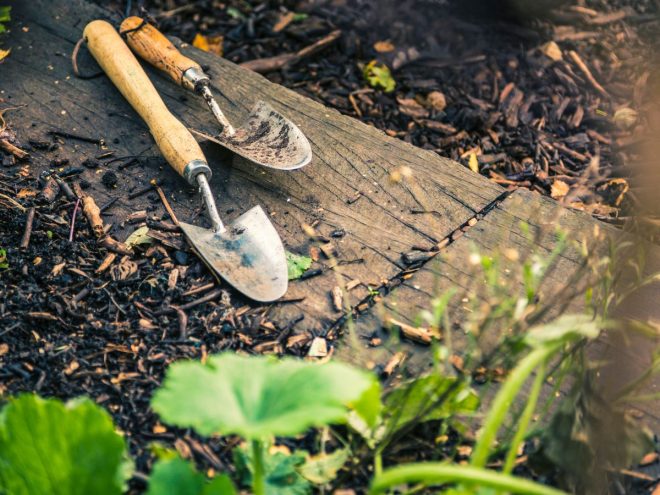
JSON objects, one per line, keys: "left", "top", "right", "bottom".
{"left": 84, "top": 20, "right": 206, "bottom": 180}
{"left": 120, "top": 16, "right": 202, "bottom": 87}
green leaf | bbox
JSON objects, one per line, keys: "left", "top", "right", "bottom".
{"left": 292, "top": 13, "right": 308, "bottom": 22}
{"left": 226, "top": 7, "right": 245, "bottom": 19}
{"left": 146, "top": 456, "right": 236, "bottom": 495}
{"left": 363, "top": 61, "right": 396, "bottom": 93}
{"left": 0, "top": 248, "right": 7, "bottom": 269}
{"left": 234, "top": 447, "right": 310, "bottom": 495}
{"left": 297, "top": 449, "right": 350, "bottom": 485}
{"left": 152, "top": 353, "right": 375, "bottom": 439}
{"left": 125, "top": 226, "right": 152, "bottom": 248}
{"left": 0, "top": 394, "right": 131, "bottom": 495}
{"left": 524, "top": 314, "right": 602, "bottom": 348}
{"left": 350, "top": 380, "right": 382, "bottom": 429}
{"left": 286, "top": 251, "right": 312, "bottom": 280}
{"left": 383, "top": 375, "right": 478, "bottom": 434}
{"left": 0, "top": 6, "right": 10, "bottom": 23}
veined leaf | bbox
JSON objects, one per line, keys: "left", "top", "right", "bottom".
{"left": 146, "top": 456, "right": 236, "bottom": 495}
{"left": 234, "top": 447, "right": 310, "bottom": 495}
{"left": 0, "top": 394, "right": 131, "bottom": 495}
{"left": 152, "top": 353, "right": 375, "bottom": 439}
{"left": 286, "top": 251, "right": 312, "bottom": 280}
{"left": 298, "top": 449, "right": 350, "bottom": 485}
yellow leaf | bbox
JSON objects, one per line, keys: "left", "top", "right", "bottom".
{"left": 0, "top": 48, "right": 10, "bottom": 63}
{"left": 374, "top": 40, "right": 395, "bottom": 53}
{"left": 468, "top": 153, "right": 479, "bottom": 173}
{"left": 551, "top": 180, "right": 570, "bottom": 199}
{"left": 192, "top": 33, "right": 223, "bottom": 56}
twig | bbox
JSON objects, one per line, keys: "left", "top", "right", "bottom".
{"left": 20, "top": 207, "right": 36, "bottom": 249}
{"left": 155, "top": 186, "right": 179, "bottom": 225}
{"left": 0, "top": 139, "right": 29, "bottom": 160}
{"left": 568, "top": 50, "right": 610, "bottom": 98}
{"left": 174, "top": 307, "right": 188, "bottom": 339}
{"left": 69, "top": 199, "right": 81, "bottom": 242}
{"left": 0, "top": 192, "right": 26, "bottom": 211}
{"left": 240, "top": 30, "right": 341, "bottom": 73}
{"left": 48, "top": 130, "right": 105, "bottom": 145}
{"left": 181, "top": 282, "right": 215, "bottom": 298}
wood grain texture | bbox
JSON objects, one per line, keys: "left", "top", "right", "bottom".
{"left": 84, "top": 20, "right": 206, "bottom": 178}
{"left": 120, "top": 16, "right": 202, "bottom": 86}
{"left": 337, "top": 189, "right": 660, "bottom": 428}
{"left": 2, "top": 0, "right": 503, "bottom": 338}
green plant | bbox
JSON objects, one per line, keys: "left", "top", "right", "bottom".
{"left": 152, "top": 353, "right": 375, "bottom": 495}
{"left": 0, "top": 395, "right": 132, "bottom": 495}
{"left": 146, "top": 452, "right": 235, "bottom": 495}
{"left": 0, "top": 6, "right": 9, "bottom": 34}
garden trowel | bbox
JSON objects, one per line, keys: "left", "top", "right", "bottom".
{"left": 120, "top": 17, "right": 312, "bottom": 171}
{"left": 84, "top": 20, "right": 288, "bottom": 302}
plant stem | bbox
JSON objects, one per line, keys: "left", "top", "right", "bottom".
{"left": 471, "top": 344, "right": 557, "bottom": 468}
{"left": 369, "top": 463, "right": 567, "bottom": 495}
{"left": 252, "top": 439, "right": 266, "bottom": 495}
{"left": 374, "top": 449, "right": 383, "bottom": 477}
{"left": 502, "top": 360, "right": 546, "bottom": 474}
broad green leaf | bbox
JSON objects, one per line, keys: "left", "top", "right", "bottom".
{"left": 297, "top": 449, "right": 350, "bottom": 484}
{"left": 124, "top": 226, "right": 152, "bottom": 248}
{"left": 363, "top": 61, "right": 396, "bottom": 93}
{"left": 152, "top": 353, "right": 375, "bottom": 439}
{"left": 234, "top": 447, "right": 310, "bottom": 495}
{"left": 0, "top": 6, "right": 10, "bottom": 23}
{"left": 286, "top": 251, "right": 312, "bottom": 280}
{"left": 384, "top": 375, "right": 478, "bottom": 433}
{"left": 0, "top": 394, "right": 131, "bottom": 495}
{"left": 525, "top": 314, "right": 602, "bottom": 348}
{"left": 350, "top": 380, "right": 382, "bottom": 429}
{"left": 146, "top": 456, "right": 236, "bottom": 495}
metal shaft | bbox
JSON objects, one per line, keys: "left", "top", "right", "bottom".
{"left": 200, "top": 85, "right": 236, "bottom": 136}
{"left": 196, "top": 173, "right": 225, "bottom": 233}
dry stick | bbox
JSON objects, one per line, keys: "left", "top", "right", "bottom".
{"left": 0, "top": 139, "right": 29, "bottom": 160}
{"left": 568, "top": 50, "right": 610, "bottom": 98}
{"left": 240, "top": 30, "right": 341, "bottom": 73}
{"left": 68, "top": 199, "right": 81, "bottom": 242}
{"left": 20, "top": 207, "right": 36, "bottom": 249}
{"left": 155, "top": 186, "right": 179, "bottom": 226}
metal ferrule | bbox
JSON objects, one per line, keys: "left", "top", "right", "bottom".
{"left": 182, "top": 159, "right": 212, "bottom": 185}
{"left": 181, "top": 66, "right": 210, "bottom": 92}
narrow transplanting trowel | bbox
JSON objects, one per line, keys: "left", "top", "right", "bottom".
{"left": 120, "top": 17, "right": 312, "bottom": 171}
{"left": 84, "top": 20, "right": 288, "bottom": 302}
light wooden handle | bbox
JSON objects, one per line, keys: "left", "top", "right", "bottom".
{"left": 84, "top": 20, "right": 206, "bottom": 180}
{"left": 120, "top": 16, "right": 202, "bottom": 88}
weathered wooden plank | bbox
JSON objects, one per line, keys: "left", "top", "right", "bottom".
{"left": 340, "top": 189, "right": 660, "bottom": 426}
{"left": 1, "top": 0, "right": 503, "bottom": 335}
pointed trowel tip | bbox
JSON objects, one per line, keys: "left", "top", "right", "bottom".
{"left": 179, "top": 208, "right": 288, "bottom": 303}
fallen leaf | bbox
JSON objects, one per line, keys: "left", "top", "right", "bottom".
{"left": 0, "top": 343, "right": 8, "bottom": 357}
{"left": 613, "top": 107, "right": 638, "bottom": 130}
{"left": 0, "top": 48, "right": 10, "bottom": 63}
{"left": 192, "top": 33, "right": 223, "bottom": 56}
{"left": 425, "top": 91, "right": 447, "bottom": 111}
{"left": 363, "top": 61, "right": 396, "bottom": 93}
{"left": 273, "top": 12, "right": 294, "bottom": 33}
{"left": 124, "top": 226, "right": 152, "bottom": 248}
{"left": 373, "top": 40, "right": 395, "bottom": 53}
{"left": 551, "top": 180, "right": 570, "bottom": 199}
{"left": 286, "top": 251, "right": 312, "bottom": 280}
{"left": 468, "top": 153, "right": 479, "bottom": 173}
{"left": 540, "top": 41, "right": 562, "bottom": 62}
{"left": 16, "top": 188, "right": 36, "bottom": 198}
{"left": 396, "top": 97, "right": 428, "bottom": 118}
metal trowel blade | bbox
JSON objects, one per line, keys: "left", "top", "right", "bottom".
{"left": 192, "top": 101, "right": 312, "bottom": 170}
{"left": 179, "top": 205, "right": 288, "bottom": 302}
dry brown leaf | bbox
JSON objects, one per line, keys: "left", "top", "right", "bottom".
{"left": 468, "top": 153, "right": 479, "bottom": 173}
{"left": 0, "top": 48, "right": 10, "bottom": 63}
{"left": 540, "top": 41, "right": 562, "bottom": 61}
{"left": 192, "top": 33, "right": 223, "bottom": 56}
{"left": 17, "top": 188, "right": 37, "bottom": 198}
{"left": 272, "top": 12, "right": 295, "bottom": 33}
{"left": 551, "top": 180, "right": 570, "bottom": 199}
{"left": 374, "top": 40, "right": 395, "bottom": 53}
{"left": 51, "top": 262, "right": 66, "bottom": 276}
{"left": 0, "top": 343, "right": 8, "bottom": 357}
{"left": 396, "top": 97, "right": 429, "bottom": 118}
{"left": 425, "top": 91, "right": 447, "bottom": 111}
